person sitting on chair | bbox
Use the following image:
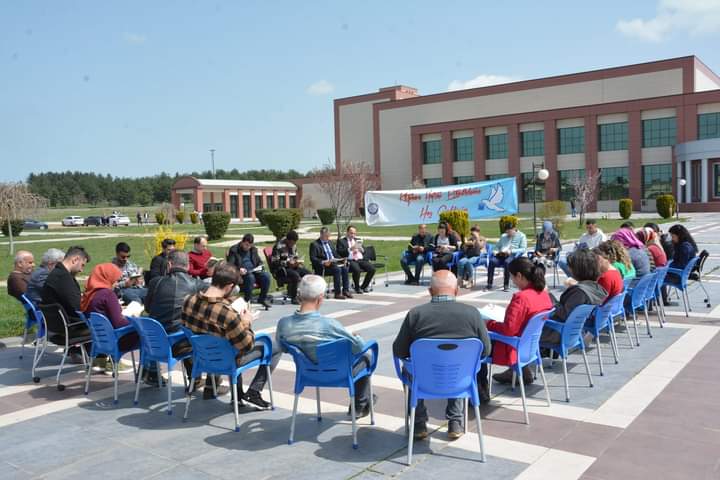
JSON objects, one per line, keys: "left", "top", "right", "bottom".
{"left": 431, "top": 222, "right": 458, "bottom": 271}
{"left": 26, "top": 248, "right": 64, "bottom": 305}
{"left": 592, "top": 247, "right": 624, "bottom": 303}
{"left": 401, "top": 224, "right": 432, "bottom": 285}
{"left": 645, "top": 222, "right": 673, "bottom": 260}
{"left": 270, "top": 230, "right": 310, "bottom": 305}
{"left": 277, "top": 275, "right": 377, "bottom": 417}
{"left": 188, "top": 235, "right": 213, "bottom": 279}
{"left": 309, "top": 227, "right": 352, "bottom": 300}
{"left": 486, "top": 223, "right": 527, "bottom": 292}
{"left": 227, "top": 234, "right": 272, "bottom": 309}
{"left": 558, "top": 219, "right": 606, "bottom": 278}
{"left": 112, "top": 242, "right": 148, "bottom": 304}
{"left": 532, "top": 221, "right": 561, "bottom": 271}
{"left": 663, "top": 224, "right": 698, "bottom": 306}
{"left": 596, "top": 240, "right": 635, "bottom": 280}
{"left": 148, "top": 238, "right": 176, "bottom": 283}
{"left": 393, "top": 270, "right": 491, "bottom": 440}
{"left": 611, "top": 227, "right": 652, "bottom": 283}
{"left": 337, "top": 225, "right": 375, "bottom": 294}
{"left": 457, "top": 226, "right": 486, "bottom": 289}
{"left": 7, "top": 250, "right": 34, "bottom": 300}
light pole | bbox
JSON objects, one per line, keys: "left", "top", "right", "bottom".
{"left": 677, "top": 178, "right": 686, "bottom": 219}
{"left": 210, "top": 149, "right": 216, "bottom": 179}
{"left": 531, "top": 163, "right": 550, "bottom": 237}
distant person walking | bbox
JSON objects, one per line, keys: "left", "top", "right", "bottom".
{"left": 136, "top": 211, "right": 142, "bottom": 226}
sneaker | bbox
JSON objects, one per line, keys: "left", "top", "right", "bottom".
{"left": 413, "top": 422, "right": 429, "bottom": 440}
{"left": 243, "top": 389, "right": 271, "bottom": 408}
{"left": 448, "top": 420, "right": 464, "bottom": 440}
{"left": 348, "top": 394, "right": 378, "bottom": 418}
{"left": 142, "top": 371, "right": 166, "bottom": 388}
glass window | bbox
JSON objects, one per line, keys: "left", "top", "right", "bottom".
{"left": 521, "top": 130, "right": 544, "bottom": 156}
{"left": 289, "top": 196, "right": 297, "bottom": 208}
{"left": 598, "top": 122, "right": 628, "bottom": 151}
{"left": 521, "top": 172, "right": 546, "bottom": 203}
{"left": 423, "top": 140, "right": 442, "bottom": 164}
{"left": 424, "top": 178, "right": 443, "bottom": 187}
{"left": 453, "top": 137, "right": 474, "bottom": 162}
{"left": 266, "top": 194, "right": 274, "bottom": 209}
{"left": 714, "top": 164, "right": 720, "bottom": 197}
{"left": 230, "top": 196, "right": 239, "bottom": 218}
{"left": 242, "top": 195, "right": 251, "bottom": 218}
{"left": 486, "top": 174, "right": 509, "bottom": 180}
{"left": 599, "top": 167, "right": 629, "bottom": 200}
{"left": 486, "top": 133, "right": 508, "bottom": 160}
{"left": 699, "top": 112, "right": 720, "bottom": 140}
{"left": 453, "top": 176, "right": 475, "bottom": 185}
{"left": 278, "top": 195, "right": 286, "bottom": 208}
{"left": 558, "top": 126, "right": 585, "bottom": 154}
{"left": 558, "top": 169, "right": 586, "bottom": 201}
{"left": 642, "top": 164, "right": 672, "bottom": 199}
{"left": 255, "top": 194, "right": 263, "bottom": 209}
{"left": 642, "top": 117, "right": 676, "bottom": 147}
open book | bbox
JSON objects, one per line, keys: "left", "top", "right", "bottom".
{"left": 122, "top": 301, "right": 144, "bottom": 318}
{"left": 231, "top": 297, "right": 260, "bottom": 320}
{"left": 477, "top": 304, "right": 506, "bottom": 323}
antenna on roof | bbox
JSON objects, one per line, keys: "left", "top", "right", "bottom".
{"left": 209, "top": 149, "right": 216, "bottom": 178}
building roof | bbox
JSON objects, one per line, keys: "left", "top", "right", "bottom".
{"left": 172, "top": 176, "right": 298, "bottom": 190}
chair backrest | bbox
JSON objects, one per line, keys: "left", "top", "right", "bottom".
{"left": 596, "top": 293, "right": 624, "bottom": 329}
{"left": 654, "top": 266, "right": 669, "bottom": 290}
{"left": 643, "top": 271, "right": 660, "bottom": 300}
{"left": 85, "top": 312, "right": 121, "bottom": 357}
{"left": 364, "top": 245, "right": 377, "bottom": 262}
{"left": 695, "top": 250, "right": 709, "bottom": 274}
{"left": 19, "top": 294, "right": 43, "bottom": 332}
{"left": 630, "top": 273, "right": 655, "bottom": 308}
{"left": 281, "top": 339, "right": 354, "bottom": 390}
{"left": 408, "top": 338, "right": 483, "bottom": 400}
{"left": 181, "top": 326, "right": 238, "bottom": 376}
{"left": 38, "top": 303, "right": 69, "bottom": 336}
{"left": 622, "top": 277, "right": 634, "bottom": 290}
{"left": 130, "top": 316, "right": 172, "bottom": 362}
{"left": 517, "top": 309, "right": 553, "bottom": 364}
{"left": 262, "top": 246, "right": 273, "bottom": 263}
{"left": 560, "top": 304, "right": 597, "bottom": 348}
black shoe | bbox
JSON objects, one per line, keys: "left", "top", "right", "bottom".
{"left": 502, "top": 285, "right": 510, "bottom": 292}
{"left": 412, "top": 281, "right": 420, "bottom": 286}
{"left": 334, "top": 293, "right": 346, "bottom": 300}
{"left": 448, "top": 420, "right": 464, "bottom": 440}
{"left": 142, "top": 371, "right": 165, "bottom": 388}
{"left": 664, "top": 301, "right": 678, "bottom": 307}
{"left": 355, "top": 288, "right": 364, "bottom": 295}
{"left": 243, "top": 389, "right": 271, "bottom": 408}
{"left": 404, "top": 279, "right": 414, "bottom": 285}
{"left": 479, "top": 384, "right": 491, "bottom": 404}
{"left": 413, "top": 422, "right": 429, "bottom": 440}
{"left": 362, "top": 287, "right": 371, "bottom": 293}
{"left": 260, "top": 299, "right": 272, "bottom": 310}
{"left": 485, "top": 284, "right": 494, "bottom": 291}
{"left": 343, "top": 290, "right": 354, "bottom": 299}
{"left": 203, "top": 384, "right": 230, "bottom": 400}
{"left": 348, "top": 394, "right": 378, "bottom": 418}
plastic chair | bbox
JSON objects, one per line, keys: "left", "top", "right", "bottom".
{"left": 644, "top": 270, "right": 666, "bottom": 329}
{"left": 540, "top": 304, "right": 596, "bottom": 402}
{"left": 18, "top": 295, "right": 48, "bottom": 382}
{"left": 130, "top": 316, "right": 191, "bottom": 415}
{"left": 663, "top": 256, "right": 701, "bottom": 317}
{"left": 471, "top": 243, "right": 494, "bottom": 287}
{"left": 38, "top": 303, "right": 92, "bottom": 391}
{"left": 181, "top": 328, "right": 275, "bottom": 431}
{"left": 627, "top": 274, "right": 656, "bottom": 344}
{"left": 585, "top": 295, "right": 622, "bottom": 376}
{"left": 78, "top": 312, "right": 138, "bottom": 405}
{"left": 364, "top": 245, "right": 389, "bottom": 288}
{"left": 393, "top": 338, "right": 486, "bottom": 465}
{"left": 485, "top": 309, "right": 554, "bottom": 424}
{"left": 282, "top": 338, "right": 378, "bottom": 449}
{"left": 689, "top": 250, "right": 711, "bottom": 307}
{"left": 652, "top": 265, "right": 670, "bottom": 326}
{"left": 612, "top": 281, "right": 636, "bottom": 349}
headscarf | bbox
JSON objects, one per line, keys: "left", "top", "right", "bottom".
{"left": 81, "top": 263, "right": 122, "bottom": 312}
{"left": 611, "top": 228, "right": 644, "bottom": 250}
{"left": 542, "top": 221, "right": 554, "bottom": 237}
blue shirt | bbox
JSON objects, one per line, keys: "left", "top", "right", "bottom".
{"left": 321, "top": 240, "right": 334, "bottom": 260}
{"left": 496, "top": 230, "right": 527, "bottom": 255}
{"left": 276, "top": 310, "right": 365, "bottom": 363}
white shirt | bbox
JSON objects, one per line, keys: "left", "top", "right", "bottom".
{"left": 348, "top": 237, "right": 363, "bottom": 260}
{"left": 577, "top": 229, "right": 607, "bottom": 249}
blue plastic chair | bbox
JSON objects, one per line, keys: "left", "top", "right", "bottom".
{"left": 585, "top": 295, "right": 622, "bottom": 376}
{"left": 540, "top": 304, "right": 596, "bottom": 402}
{"left": 77, "top": 312, "right": 138, "bottom": 405}
{"left": 652, "top": 265, "right": 670, "bottom": 325}
{"left": 643, "top": 270, "right": 666, "bottom": 331}
{"left": 393, "top": 338, "right": 487, "bottom": 465}
{"left": 663, "top": 256, "right": 701, "bottom": 317}
{"left": 445, "top": 250, "right": 464, "bottom": 271}
{"left": 282, "top": 338, "right": 378, "bottom": 449}
{"left": 130, "top": 316, "right": 191, "bottom": 415}
{"left": 181, "top": 328, "right": 275, "bottom": 431}
{"left": 486, "top": 309, "right": 554, "bottom": 424}
{"left": 529, "top": 241, "right": 562, "bottom": 288}
{"left": 626, "top": 273, "right": 656, "bottom": 346}
{"left": 18, "top": 295, "right": 48, "bottom": 383}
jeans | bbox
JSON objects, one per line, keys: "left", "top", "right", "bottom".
{"left": 277, "top": 266, "right": 310, "bottom": 299}
{"left": 241, "top": 271, "right": 271, "bottom": 302}
{"left": 348, "top": 259, "right": 376, "bottom": 290}
{"left": 401, "top": 254, "right": 426, "bottom": 282}
{"left": 119, "top": 286, "right": 148, "bottom": 304}
{"left": 558, "top": 260, "right": 571, "bottom": 278}
{"left": 457, "top": 256, "right": 479, "bottom": 281}
{"left": 237, "top": 339, "right": 282, "bottom": 392}
{"left": 487, "top": 255, "right": 511, "bottom": 287}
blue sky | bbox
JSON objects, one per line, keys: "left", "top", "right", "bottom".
{"left": 2, "top": 0, "right": 720, "bottom": 181}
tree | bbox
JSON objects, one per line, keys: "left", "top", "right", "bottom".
{"left": 299, "top": 194, "right": 317, "bottom": 218}
{"left": 571, "top": 170, "right": 601, "bottom": 227}
{"left": 0, "top": 182, "right": 48, "bottom": 254}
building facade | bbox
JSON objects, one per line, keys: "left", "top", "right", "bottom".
{"left": 334, "top": 56, "right": 720, "bottom": 212}
{"left": 171, "top": 177, "right": 298, "bottom": 220}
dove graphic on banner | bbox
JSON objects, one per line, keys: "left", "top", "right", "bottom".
{"left": 478, "top": 183, "right": 505, "bottom": 212}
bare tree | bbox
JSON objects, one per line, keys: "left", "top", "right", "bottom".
{"left": 299, "top": 195, "right": 317, "bottom": 218}
{"left": 0, "top": 183, "right": 48, "bottom": 254}
{"left": 570, "top": 170, "right": 600, "bottom": 227}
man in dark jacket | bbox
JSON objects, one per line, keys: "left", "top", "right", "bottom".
{"left": 148, "top": 238, "right": 176, "bottom": 283}
{"left": 270, "top": 230, "right": 310, "bottom": 304}
{"left": 309, "top": 227, "right": 352, "bottom": 299}
{"left": 336, "top": 225, "right": 375, "bottom": 294}
{"left": 226, "top": 234, "right": 272, "bottom": 309}
{"left": 41, "top": 246, "right": 89, "bottom": 321}
{"left": 401, "top": 224, "right": 432, "bottom": 285}
{"left": 393, "top": 270, "right": 491, "bottom": 441}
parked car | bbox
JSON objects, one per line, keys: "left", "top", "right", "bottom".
{"left": 23, "top": 219, "right": 48, "bottom": 230}
{"left": 62, "top": 216, "right": 84, "bottom": 227}
{"left": 109, "top": 213, "right": 131, "bottom": 227}
{"left": 84, "top": 216, "right": 104, "bottom": 226}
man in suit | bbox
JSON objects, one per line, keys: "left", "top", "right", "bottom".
{"left": 227, "top": 233, "right": 272, "bottom": 309}
{"left": 309, "top": 227, "right": 352, "bottom": 300}
{"left": 336, "top": 225, "right": 375, "bottom": 294}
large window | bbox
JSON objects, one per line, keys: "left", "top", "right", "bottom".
{"left": 642, "top": 164, "right": 672, "bottom": 199}
{"left": 599, "top": 122, "right": 628, "bottom": 151}
{"left": 266, "top": 194, "right": 274, "bottom": 209}
{"left": 521, "top": 172, "right": 546, "bottom": 203}
{"left": 486, "top": 134, "right": 508, "bottom": 159}
{"left": 521, "top": 130, "right": 544, "bottom": 156}
{"left": 454, "top": 176, "right": 474, "bottom": 185}
{"left": 642, "top": 117, "right": 676, "bottom": 147}
{"left": 278, "top": 195, "right": 286, "bottom": 208}
{"left": 423, "top": 140, "right": 442, "bottom": 164}
{"left": 289, "top": 196, "right": 297, "bottom": 208}
{"left": 558, "top": 126, "right": 585, "bottom": 154}
{"left": 487, "top": 174, "right": 509, "bottom": 180}
{"left": 699, "top": 112, "right": 720, "bottom": 140}
{"left": 424, "top": 178, "right": 443, "bottom": 187}
{"left": 599, "top": 167, "right": 629, "bottom": 200}
{"left": 453, "top": 137, "right": 474, "bottom": 162}
{"left": 255, "top": 194, "right": 263, "bottom": 210}
{"left": 202, "top": 203, "right": 224, "bottom": 212}
{"left": 242, "top": 195, "right": 251, "bottom": 218}
{"left": 558, "top": 169, "right": 586, "bottom": 201}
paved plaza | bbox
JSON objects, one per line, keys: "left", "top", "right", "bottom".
{"left": 2, "top": 216, "right": 720, "bottom": 479}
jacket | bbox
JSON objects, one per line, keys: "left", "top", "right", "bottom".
{"left": 407, "top": 233, "right": 432, "bottom": 254}
{"left": 672, "top": 241, "right": 697, "bottom": 270}
{"left": 309, "top": 238, "right": 341, "bottom": 273}
{"left": 226, "top": 244, "right": 263, "bottom": 272}
{"left": 534, "top": 231, "right": 561, "bottom": 255}
{"left": 551, "top": 281, "right": 607, "bottom": 322}
{"left": 146, "top": 267, "right": 207, "bottom": 332}
{"left": 41, "top": 262, "right": 81, "bottom": 319}
{"left": 188, "top": 249, "right": 213, "bottom": 278}
{"left": 26, "top": 266, "right": 50, "bottom": 305}
{"left": 270, "top": 238, "right": 301, "bottom": 274}
{"left": 277, "top": 310, "right": 365, "bottom": 363}
{"left": 336, "top": 236, "right": 364, "bottom": 261}
{"left": 148, "top": 253, "right": 169, "bottom": 282}
{"left": 647, "top": 244, "right": 667, "bottom": 268}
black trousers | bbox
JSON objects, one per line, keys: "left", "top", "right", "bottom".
{"left": 276, "top": 266, "right": 310, "bottom": 299}
{"left": 348, "top": 260, "right": 375, "bottom": 290}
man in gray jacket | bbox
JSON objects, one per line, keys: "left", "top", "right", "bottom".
{"left": 393, "top": 270, "right": 491, "bottom": 441}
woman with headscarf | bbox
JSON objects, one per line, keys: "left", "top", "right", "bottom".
{"left": 611, "top": 227, "right": 652, "bottom": 279}
{"left": 637, "top": 227, "right": 667, "bottom": 268}
{"left": 533, "top": 221, "right": 561, "bottom": 269}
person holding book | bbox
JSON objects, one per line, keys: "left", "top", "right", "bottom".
{"left": 309, "top": 227, "right": 352, "bottom": 299}
{"left": 227, "top": 234, "right": 272, "bottom": 309}
{"left": 111, "top": 242, "right": 148, "bottom": 304}
{"left": 271, "top": 230, "right": 310, "bottom": 304}
{"left": 188, "top": 235, "right": 213, "bottom": 279}
{"left": 456, "top": 226, "right": 486, "bottom": 288}
{"left": 486, "top": 223, "right": 527, "bottom": 292}
{"left": 337, "top": 225, "right": 375, "bottom": 294}
{"left": 431, "top": 222, "right": 458, "bottom": 271}
{"left": 401, "top": 224, "right": 432, "bottom": 285}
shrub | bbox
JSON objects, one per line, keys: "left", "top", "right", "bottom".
{"left": 146, "top": 226, "right": 188, "bottom": 257}
{"left": 175, "top": 211, "right": 186, "bottom": 224}
{"left": 203, "top": 211, "right": 231, "bottom": 241}
{"left": 264, "top": 210, "right": 299, "bottom": 240}
{"left": 439, "top": 210, "right": 469, "bottom": 242}
{"left": 255, "top": 208, "right": 270, "bottom": 225}
{"left": 540, "top": 200, "right": 569, "bottom": 234}
{"left": 1, "top": 219, "right": 24, "bottom": 237}
{"left": 656, "top": 194, "right": 675, "bottom": 219}
{"left": 317, "top": 208, "right": 336, "bottom": 225}
{"left": 189, "top": 212, "right": 199, "bottom": 224}
{"left": 498, "top": 215, "right": 519, "bottom": 235}
{"left": 155, "top": 212, "right": 166, "bottom": 225}
{"left": 619, "top": 198, "right": 633, "bottom": 219}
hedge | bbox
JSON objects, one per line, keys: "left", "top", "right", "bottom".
{"left": 264, "top": 210, "right": 301, "bottom": 240}
{"left": 317, "top": 208, "right": 336, "bottom": 225}
{"left": 203, "top": 211, "right": 231, "bottom": 240}
{"left": 155, "top": 212, "right": 166, "bottom": 225}
{"left": 189, "top": 212, "right": 199, "bottom": 224}
{"left": 656, "top": 194, "right": 675, "bottom": 219}
{"left": 1, "top": 219, "right": 24, "bottom": 237}
{"left": 255, "top": 208, "right": 270, "bottom": 226}
{"left": 498, "top": 215, "right": 519, "bottom": 234}
{"left": 175, "top": 211, "right": 186, "bottom": 224}
{"left": 619, "top": 198, "right": 633, "bottom": 220}
{"left": 439, "top": 210, "right": 469, "bottom": 241}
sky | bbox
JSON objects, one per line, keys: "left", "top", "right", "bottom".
{"left": 2, "top": 0, "right": 720, "bottom": 181}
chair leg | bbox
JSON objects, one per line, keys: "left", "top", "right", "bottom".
{"left": 682, "top": 289, "right": 689, "bottom": 317}
{"left": 517, "top": 367, "right": 529, "bottom": 425}
{"left": 631, "top": 311, "right": 641, "bottom": 347}
{"left": 407, "top": 407, "right": 416, "bottom": 465}
{"left": 232, "top": 378, "right": 240, "bottom": 432}
{"left": 266, "top": 365, "right": 275, "bottom": 410}
{"left": 403, "top": 384, "right": 409, "bottom": 434}
{"left": 350, "top": 395, "right": 358, "bottom": 449}
{"left": 538, "top": 361, "right": 551, "bottom": 407}
{"left": 288, "top": 393, "right": 299, "bottom": 445}
{"left": 562, "top": 358, "right": 570, "bottom": 402}
{"left": 685, "top": 289, "right": 692, "bottom": 313}
{"left": 596, "top": 336, "right": 604, "bottom": 376}
{"left": 473, "top": 404, "right": 486, "bottom": 462}
{"left": 463, "top": 398, "right": 468, "bottom": 434}
{"left": 131, "top": 351, "right": 138, "bottom": 382}
{"left": 511, "top": 370, "right": 516, "bottom": 391}
{"left": 315, "top": 386, "right": 322, "bottom": 421}
{"left": 56, "top": 342, "right": 69, "bottom": 391}
{"left": 643, "top": 306, "right": 653, "bottom": 338}
{"left": 31, "top": 334, "right": 46, "bottom": 382}
{"left": 581, "top": 347, "right": 593, "bottom": 387}
{"left": 113, "top": 361, "right": 119, "bottom": 405}
{"left": 211, "top": 374, "right": 217, "bottom": 398}
{"left": 134, "top": 363, "right": 144, "bottom": 405}
{"left": 19, "top": 326, "right": 28, "bottom": 360}
{"left": 621, "top": 311, "right": 634, "bottom": 349}
{"left": 487, "top": 363, "right": 493, "bottom": 396}
{"left": 369, "top": 377, "right": 375, "bottom": 426}
{"left": 84, "top": 355, "right": 94, "bottom": 395}
{"left": 698, "top": 279, "right": 710, "bottom": 304}
{"left": 184, "top": 375, "right": 195, "bottom": 420}
{"left": 166, "top": 363, "right": 173, "bottom": 415}
{"left": 608, "top": 324, "right": 620, "bottom": 364}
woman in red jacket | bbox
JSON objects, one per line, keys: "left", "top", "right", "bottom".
{"left": 484, "top": 257, "right": 553, "bottom": 387}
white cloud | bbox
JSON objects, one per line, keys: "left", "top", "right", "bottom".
{"left": 447, "top": 74, "right": 520, "bottom": 92}
{"left": 616, "top": 0, "right": 720, "bottom": 42}
{"left": 306, "top": 80, "right": 335, "bottom": 95}
{"left": 122, "top": 32, "right": 147, "bottom": 45}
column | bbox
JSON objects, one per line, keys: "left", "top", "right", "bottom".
{"left": 273, "top": 190, "right": 279, "bottom": 209}
{"left": 584, "top": 114, "right": 599, "bottom": 211}
{"left": 685, "top": 160, "right": 693, "bottom": 203}
{"left": 223, "top": 190, "right": 231, "bottom": 214}
{"left": 507, "top": 123, "right": 521, "bottom": 190}
{"left": 543, "top": 120, "right": 558, "bottom": 200}
{"left": 411, "top": 133, "right": 423, "bottom": 185}
{"left": 628, "top": 111, "right": 642, "bottom": 207}
{"left": 250, "top": 190, "right": 256, "bottom": 220}
{"left": 473, "top": 127, "right": 486, "bottom": 181}
{"left": 701, "top": 158, "right": 708, "bottom": 203}
{"left": 285, "top": 191, "right": 291, "bottom": 209}
{"left": 677, "top": 164, "right": 684, "bottom": 204}
{"left": 441, "top": 131, "right": 453, "bottom": 185}
{"left": 194, "top": 188, "right": 203, "bottom": 212}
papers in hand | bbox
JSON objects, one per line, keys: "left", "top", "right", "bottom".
{"left": 122, "top": 301, "right": 144, "bottom": 318}
{"left": 477, "top": 304, "right": 506, "bottom": 323}
{"left": 231, "top": 297, "right": 260, "bottom": 319}
{"left": 251, "top": 266, "right": 263, "bottom": 273}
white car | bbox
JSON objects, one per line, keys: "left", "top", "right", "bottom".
{"left": 109, "top": 214, "right": 131, "bottom": 227}
{"left": 62, "top": 216, "right": 84, "bottom": 227}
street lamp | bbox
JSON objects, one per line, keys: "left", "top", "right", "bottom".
{"left": 532, "top": 163, "right": 550, "bottom": 236}
{"left": 677, "top": 178, "right": 687, "bottom": 219}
